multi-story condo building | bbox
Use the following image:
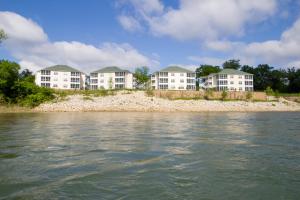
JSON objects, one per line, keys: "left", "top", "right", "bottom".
{"left": 199, "top": 69, "right": 254, "bottom": 91}
{"left": 151, "top": 66, "right": 196, "bottom": 90}
{"left": 90, "top": 66, "right": 134, "bottom": 90}
{"left": 35, "top": 65, "right": 86, "bottom": 90}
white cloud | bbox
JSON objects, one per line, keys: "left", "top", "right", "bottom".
{"left": 118, "top": 15, "right": 142, "bottom": 32}
{"left": 188, "top": 56, "right": 227, "bottom": 66}
{"left": 119, "top": 0, "right": 277, "bottom": 41}
{"left": 0, "top": 11, "right": 159, "bottom": 72}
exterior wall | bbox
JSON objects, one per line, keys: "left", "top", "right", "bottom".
{"left": 90, "top": 72, "right": 133, "bottom": 90}
{"left": 35, "top": 70, "right": 86, "bottom": 90}
{"left": 151, "top": 72, "right": 196, "bottom": 90}
{"left": 201, "top": 74, "right": 253, "bottom": 91}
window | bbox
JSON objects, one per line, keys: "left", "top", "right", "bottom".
{"left": 91, "top": 85, "right": 98, "bottom": 90}
{"left": 71, "top": 78, "right": 80, "bottom": 83}
{"left": 230, "top": 81, "right": 234, "bottom": 85}
{"left": 245, "top": 81, "right": 253, "bottom": 86}
{"left": 64, "top": 78, "right": 68, "bottom": 82}
{"left": 63, "top": 84, "right": 68, "bottom": 88}
{"left": 178, "top": 86, "right": 185, "bottom": 89}
{"left": 230, "top": 87, "right": 235, "bottom": 91}
{"left": 187, "top": 85, "right": 195, "bottom": 90}
{"left": 239, "top": 81, "right": 243, "bottom": 85}
{"left": 218, "top": 80, "right": 228, "bottom": 85}
{"left": 171, "top": 79, "right": 175, "bottom": 83}
{"left": 54, "top": 72, "right": 58, "bottom": 75}
{"left": 152, "top": 80, "right": 155, "bottom": 83}
{"left": 209, "top": 77, "right": 212, "bottom": 80}
{"left": 100, "top": 73, "right": 104, "bottom": 77}
{"left": 180, "top": 73, "right": 184, "bottom": 76}
{"left": 219, "top": 74, "right": 227, "bottom": 79}
{"left": 53, "top": 84, "right": 58, "bottom": 88}
{"left": 71, "top": 72, "right": 80, "bottom": 76}
{"left": 187, "top": 73, "right": 195, "bottom": 77}
{"left": 115, "top": 72, "right": 125, "bottom": 76}
{"left": 100, "top": 79, "right": 104, "bottom": 83}
{"left": 71, "top": 84, "right": 80, "bottom": 89}
{"left": 91, "top": 79, "right": 98, "bottom": 84}
{"left": 159, "top": 85, "right": 168, "bottom": 90}
{"left": 238, "top": 75, "right": 243, "bottom": 79}
{"left": 115, "top": 78, "right": 125, "bottom": 83}
{"left": 41, "top": 70, "right": 50, "bottom": 75}
{"left": 245, "top": 87, "right": 253, "bottom": 91}
{"left": 245, "top": 75, "right": 253, "bottom": 79}
{"left": 171, "top": 73, "right": 175, "bottom": 76}
{"left": 239, "top": 87, "right": 243, "bottom": 91}
{"left": 170, "top": 85, "right": 175, "bottom": 89}
{"left": 230, "top": 75, "right": 234, "bottom": 78}
{"left": 41, "top": 76, "right": 50, "bottom": 81}
{"left": 159, "top": 72, "right": 168, "bottom": 77}
{"left": 180, "top": 79, "right": 184, "bottom": 83}
{"left": 41, "top": 83, "right": 50, "bottom": 87}
{"left": 159, "top": 78, "right": 168, "bottom": 83}
{"left": 115, "top": 84, "right": 125, "bottom": 89}
{"left": 187, "top": 79, "right": 195, "bottom": 84}
{"left": 91, "top": 73, "right": 98, "bottom": 78}
{"left": 219, "top": 86, "right": 228, "bottom": 91}
{"left": 53, "top": 78, "right": 58, "bottom": 81}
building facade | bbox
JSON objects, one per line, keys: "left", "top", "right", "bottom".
{"left": 35, "top": 65, "right": 86, "bottom": 90}
{"left": 89, "top": 66, "right": 134, "bottom": 90}
{"left": 199, "top": 69, "right": 254, "bottom": 91}
{"left": 151, "top": 66, "right": 196, "bottom": 90}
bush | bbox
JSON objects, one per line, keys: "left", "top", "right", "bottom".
{"left": 265, "top": 86, "right": 274, "bottom": 96}
{"left": 204, "top": 89, "right": 213, "bottom": 100}
{"left": 221, "top": 90, "right": 228, "bottom": 101}
{"left": 145, "top": 89, "right": 154, "bottom": 97}
{"left": 246, "top": 92, "right": 253, "bottom": 101}
{"left": 20, "top": 92, "right": 54, "bottom": 107}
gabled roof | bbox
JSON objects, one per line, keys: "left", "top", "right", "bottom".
{"left": 39, "top": 65, "right": 82, "bottom": 73}
{"left": 210, "top": 69, "right": 252, "bottom": 76}
{"left": 91, "top": 66, "right": 131, "bottom": 73}
{"left": 158, "top": 66, "right": 194, "bottom": 73}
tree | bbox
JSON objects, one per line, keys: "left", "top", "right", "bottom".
{"left": 134, "top": 66, "right": 150, "bottom": 89}
{"left": 287, "top": 68, "right": 300, "bottom": 93}
{"left": 0, "top": 60, "right": 20, "bottom": 98}
{"left": 0, "top": 29, "right": 7, "bottom": 43}
{"left": 222, "top": 59, "right": 241, "bottom": 70}
{"left": 20, "top": 69, "right": 35, "bottom": 83}
{"left": 195, "top": 65, "right": 221, "bottom": 78}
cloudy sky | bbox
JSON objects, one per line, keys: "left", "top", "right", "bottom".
{"left": 0, "top": 0, "right": 300, "bottom": 72}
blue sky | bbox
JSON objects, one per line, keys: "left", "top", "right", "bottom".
{"left": 0, "top": 0, "right": 300, "bottom": 72}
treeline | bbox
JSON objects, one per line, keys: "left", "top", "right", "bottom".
{"left": 0, "top": 60, "right": 54, "bottom": 107}
{"left": 196, "top": 59, "right": 300, "bottom": 93}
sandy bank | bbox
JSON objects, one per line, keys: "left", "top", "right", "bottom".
{"left": 29, "top": 91, "right": 300, "bottom": 112}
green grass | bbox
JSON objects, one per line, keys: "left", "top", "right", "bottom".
{"left": 277, "top": 93, "right": 300, "bottom": 97}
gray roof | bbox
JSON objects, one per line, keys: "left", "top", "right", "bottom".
{"left": 39, "top": 65, "right": 82, "bottom": 73}
{"left": 211, "top": 69, "right": 252, "bottom": 76}
{"left": 91, "top": 66, "right": 131, "bottom": 73}
{"left": 158, "top": 66, "right": 194, "bottom": 73}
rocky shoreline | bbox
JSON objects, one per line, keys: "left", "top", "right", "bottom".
{"left": 30, "top": 91, "right": 300, "bottom": 112}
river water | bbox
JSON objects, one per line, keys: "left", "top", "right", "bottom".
{"left": 0, "top": 112, "right": 299, "bottom": 199}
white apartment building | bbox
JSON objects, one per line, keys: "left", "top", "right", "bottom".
{"left": 199, "top": 69, "right": 254, "bottom": 91}
{"left": 151, "top": 66, "right": 196, "bottom": 90}
{"left": 35, "top": 65, "right": 86, "bottom": 90}
{"left": 90, "top": 66, "right": 134, "bottom": 90}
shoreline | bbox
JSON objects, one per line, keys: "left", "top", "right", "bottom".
{"left": 1, "top": 91, "right": 299, "bottom": 113}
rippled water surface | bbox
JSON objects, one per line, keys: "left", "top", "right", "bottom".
{"left": 0, "top": 112, "right": 299, "bottom": 199}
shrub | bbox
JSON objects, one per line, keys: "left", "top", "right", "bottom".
{"left": 145, "top": 89, "right": 154, "bottom": 97}
{"left": 204, "top": 89, "right": 213, "bottom": 100}
{"left": 20, "top": 92, "right": 54, "bottom": 107}
{"left": 221, "top": 90, "right": 228, "bottom": 101}
{"left": 265, "top": 86, "right": 274, "bottom": 96}
{"left": 246, "top": 92, "right": 253, "bottom": 101}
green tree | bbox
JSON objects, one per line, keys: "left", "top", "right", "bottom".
{"left": 195, "top": 65, "right": 221, "bottom": 78}
{"left": 287, "top": 68, "right": 300, "bottom": 93}
{"left": 222, "top": 59, "right": 241, "bottom": 70}
{"left": 20, "top": 69, "right": 35, "bottom": 83}
{"left": 0, "top": 60, "right": 20, "bottom": 99}
{"left": 0, "top": 29, "right": 7, "bottom": 43}
{"left": 134, "top": 66, "right": 150, "bottom": 89}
